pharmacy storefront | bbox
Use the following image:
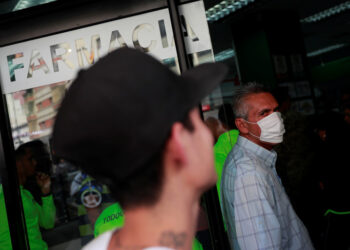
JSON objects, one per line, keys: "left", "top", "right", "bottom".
{"left": 0, "top": 1, "right": 228, "bottom": 249}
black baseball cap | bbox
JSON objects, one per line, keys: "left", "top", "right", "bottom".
{"left": 52, "top": 47, "right": 227, "bottom": 181}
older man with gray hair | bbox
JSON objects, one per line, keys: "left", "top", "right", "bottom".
{"left": 221, "top": 83, "right": 313, "bottom": 250}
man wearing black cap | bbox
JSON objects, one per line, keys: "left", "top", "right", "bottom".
{"left": 52, "top": 47, "right": 227, "bottom": 250}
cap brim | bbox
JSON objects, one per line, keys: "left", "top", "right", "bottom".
{"left": 182, "top": 62, "right": 228, "bottom": 107}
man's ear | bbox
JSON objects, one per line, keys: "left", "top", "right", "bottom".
{"left": 164, "top": 122, "right": 188, "bottom": 167}
{"left": 235, "top": 118, "right": 249, "bottom": 135}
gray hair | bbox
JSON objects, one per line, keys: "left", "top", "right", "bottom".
{"left": 232, "top": 82, "right": 267, "bottom": 119}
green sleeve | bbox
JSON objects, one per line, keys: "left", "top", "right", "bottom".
{"left": 214, "top": 130, "right": 239, "bottom": 201}
{"left": 192, "top": 237, "right": 203, "bottom": 250}
{"left": 214, "top": 141, "right": 229, "bottom": 202}
{"left": 0, "top": 186, "right": 12, "bottom": 249}
{"left": 94, "top": 203, "right": 124, "bottom": 237}
{"left": 36, "top": 195, "right": 56, "bottom": 229}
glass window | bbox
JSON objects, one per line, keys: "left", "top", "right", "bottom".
{"left": 189, "top": 1, "right": 243, "bottom": 249}
{"left": 1, "top": 2, "right": 224, "bottom": 249}
{"left": 176, "top": 1, "right": 237, "bottom": 249}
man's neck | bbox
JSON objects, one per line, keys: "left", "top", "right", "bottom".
{"left": 108, "top": 196, "right": 200, "bottom": 250}
{"left": 240, "top": 134, "right": 274, "bottom": 150}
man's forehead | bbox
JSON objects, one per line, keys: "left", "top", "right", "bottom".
{"left": 246, "top": 92, "right": 277, "bottom": 111}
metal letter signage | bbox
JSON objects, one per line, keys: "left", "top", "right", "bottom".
{"left": 0, "top": 1, "right": 212, "bottom": 94}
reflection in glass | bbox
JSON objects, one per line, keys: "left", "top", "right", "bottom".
{"left": 132, "top": 24, "right": 157, "bottom": 52}
{"left": 3, "top": 54, "right": 183, "bottom": 247}
{"left": 109, "top": 30, "right": 128, "bottom": 52}
{"left": 69, "top": 171, "right": 115, "bottom": 245}
{"left": 50, "top": 43, "right": 75, "bottom": 72}
{"left": 75, "top": 35, "right": 102, "bottom": 67}
{"left": 6, "top": 81, "right": 70, "bottom": 148}
{"left": 158, "top": 20, "right": 169, "bottom": 49}
{"left": 7, "top": 53, "right": 24, "bottom": 82}
{"left": 0, "top": 141, "right": 57, "bottom": 250}
{"left": 16, "top": 142, "right": 56, "bottom": 250}
{"left": 27, "top": 50, "right": 50, "bottom": 78}
{"left": 180, "top": 15, "right": 199, "bottom": 42}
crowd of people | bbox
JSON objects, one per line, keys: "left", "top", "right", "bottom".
{"left": 1, "top": 47, "right": 349, "bottom": 250}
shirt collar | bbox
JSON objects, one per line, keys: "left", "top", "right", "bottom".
{"left": 237, "top": 136, "right": 277, "bottom": 168}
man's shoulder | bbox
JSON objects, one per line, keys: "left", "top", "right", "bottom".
{"left": 223, "top": 148, "right": 272, "bottom": 191}
{"left": 225, "top": 144, "right": 260, "bottom": 172}
{"left": 20, "top": 187, "right": 36, "bottom": 201}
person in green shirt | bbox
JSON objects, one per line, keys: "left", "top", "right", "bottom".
{"left": 214, "top": 103, "right": 239, "bottom": 203}
{"left": 0, "top": 142, "right": 56, "bottom": 250}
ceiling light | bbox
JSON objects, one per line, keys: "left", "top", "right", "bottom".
{"left": 215, "top": 49, "right": 235, "bottom": 61}
{"left": 13, "top": 0, "right": 57, "bottom": 11}
{"left": 206, "top": 0, "right": 257, "bottom": 23}
{"left": 307, "top": 44, "right": 346, "bottom": 57}
{"left": 301, "top": 1, "right": 350, "bottom": 23}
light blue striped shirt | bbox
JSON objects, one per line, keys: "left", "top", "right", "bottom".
{"left": 221, "top": 136, "right": 313, "bottom": 250}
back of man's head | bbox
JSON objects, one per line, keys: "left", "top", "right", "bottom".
{"left": 52, "top": 48, "right": 227, "bottom": 209}
{"left": 232, "top": 82, "right": 268, "bottom": 119}
{"left": 16, "top": 140, "right": 51, "bottom": 174}
{"left": 15, "top": 143, "right": 29, "bottom": 161}
{"left": 205, "top": 117, "right": 225, "bottom": 142}
{"left": 218, "top": 103, "right": 236, "bottom": 130}
{"left": 15, "top": 140, "right": 47, "bottom": 161}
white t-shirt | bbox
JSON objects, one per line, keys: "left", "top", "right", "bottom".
{"left": 82, "top": 230, "right": 175, "bottom": 250}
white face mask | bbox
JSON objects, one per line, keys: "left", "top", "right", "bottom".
{"left": 244, "top": 112, "right": 285, "bottom": 143}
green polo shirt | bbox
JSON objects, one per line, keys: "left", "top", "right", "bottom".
{"left": 0, "top": 185, "right": 56, "bottom": 250}
{"left": 94, "top": 202, "right": 124, "bottom": 237}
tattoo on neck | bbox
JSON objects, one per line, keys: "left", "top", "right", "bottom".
{"left": 159, "top": 231, "right": 187, "bottom": 248}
